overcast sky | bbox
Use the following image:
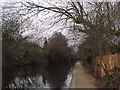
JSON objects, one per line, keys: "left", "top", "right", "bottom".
{"left": 1, "top": 0, "right": 75, "bottom": 46}
{"left": 1, "top": 0, "right": 118, "bottom": 48}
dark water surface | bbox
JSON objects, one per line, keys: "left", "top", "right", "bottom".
{"left": 2, "top": 62, "right": 75, "bottom": 89}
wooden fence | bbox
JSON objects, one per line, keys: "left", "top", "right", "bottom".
{"left": 92, "top": 53, "right": 120, "bottom": 77}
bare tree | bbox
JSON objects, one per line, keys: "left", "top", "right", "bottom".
{"left": 22, "top": 1, "right": 120, "bottom": 51}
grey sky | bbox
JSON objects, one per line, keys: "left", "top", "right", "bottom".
{"left": 2, "top": 0, "right": 118, "bottom": 47}
{"left": 1, "top": 0, "right": 77, "bottom": 46}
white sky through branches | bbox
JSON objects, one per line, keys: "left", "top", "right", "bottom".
{"left": 1, "top": 0, "right": 118, "bottom": 48}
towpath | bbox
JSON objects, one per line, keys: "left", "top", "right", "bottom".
{"left": 70, "top": 61, "right": 97, "bottom": 88}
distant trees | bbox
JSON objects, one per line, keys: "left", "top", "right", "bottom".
{"left": 45, "top": 32, "right": 72, "bottom": 64}
{"left": 48, "top": 32, "right": 68, "bottom": 47}
{"left": 2, "top": 13, "right": 72, "bottom": 67}
{"left": 2, "top": 11, "right": 46, "bottom": 68}
{"left": 2, "top": 14, "right": 25, "bottom": 67}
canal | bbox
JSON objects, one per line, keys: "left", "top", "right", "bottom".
{"left": 2, "top": 61, "right": 75, "bottom": 89}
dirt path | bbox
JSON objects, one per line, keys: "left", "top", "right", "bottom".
{"left": 70, "top": 61, "right": 97, "bottom": 88}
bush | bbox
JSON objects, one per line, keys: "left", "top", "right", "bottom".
{"left": 103, "top": 67, "right": 120, "bottom": 88}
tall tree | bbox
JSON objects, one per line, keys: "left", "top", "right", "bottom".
{"left": 45, "top": 32, "right": 72, "bottom": 63}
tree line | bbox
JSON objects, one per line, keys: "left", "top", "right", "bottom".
{"left": 2, "top": 13, "right": 73, "bottom": 68}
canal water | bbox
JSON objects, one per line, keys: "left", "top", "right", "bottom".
{"left": 2, "top": 62, "right": 75, "bottom": 89}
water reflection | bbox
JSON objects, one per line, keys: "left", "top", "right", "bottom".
{"left": 2, "top": 61, "right": 75, "bottom": 89}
